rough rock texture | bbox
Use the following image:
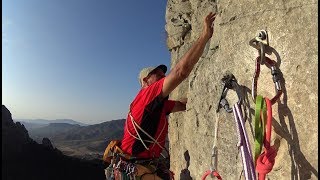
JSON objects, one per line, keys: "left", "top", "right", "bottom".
{"left": 165, "top": 0, "right": 318, "bottom": 179}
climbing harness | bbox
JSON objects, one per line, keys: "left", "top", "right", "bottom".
{"left": 103, "top": 108, "right": 174, "bottom": 180}
{"left": 218, "top": 74, "right": 256, "bottom": 180}
{"left": 103, "top": 139, "right": 173, "bottom": 180}
{"left": 250, "top": 30, "right": 280, "bottom": 180}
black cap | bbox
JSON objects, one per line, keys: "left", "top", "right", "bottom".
{"left": 148, "top": 64, "right": 167, "bottom": 76}
{"left": 152, "top": 64, "right": 167, "bottom": 74}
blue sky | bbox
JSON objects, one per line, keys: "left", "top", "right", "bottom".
{"left": 2, "top": 0, "right": 171, "bottom": 124}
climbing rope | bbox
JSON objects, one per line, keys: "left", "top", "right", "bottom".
{"left": 126, "top": 112, "right": 168, "bottom": 158}
{"left": 233, "top": 103, "right": 256, "bottom": 180}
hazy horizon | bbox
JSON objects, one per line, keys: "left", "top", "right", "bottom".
{"left": 13, "top": 117, "right": 125, "bottom": 125}
{"left": 3, "top": 1, "right": 170, "bottom": 124}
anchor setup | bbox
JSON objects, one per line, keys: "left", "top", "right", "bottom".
{"left": 250, "top": 30, "right": 282, "bottom": 104}
{"left": 201, "top": 30, "right": 283, "bottom": 180}
{"left": 250, "top": 30, "right": 282, "bottom": 180}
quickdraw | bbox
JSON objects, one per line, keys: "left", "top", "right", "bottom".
{"left": 201, "top": 74, "right": 237, "bottom": 180}
{"left": 201, "top": 112, "right": 222, "bottom": 180}
{"left": 201, "top": 74, "right": 244, "bottom": 180}
{"left": 201, "top": 127, "right": 222, "bottom": 180}
{"left": 216, "top": 74, "right": 256, "bottom": 180}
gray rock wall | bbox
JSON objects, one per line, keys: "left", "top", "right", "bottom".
{"left": 165, "top": 0, "right": 318, "bottom": 179}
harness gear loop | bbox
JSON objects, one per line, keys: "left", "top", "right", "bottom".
{"left": 251, "top": 56, "right": 282, "bottom": 105}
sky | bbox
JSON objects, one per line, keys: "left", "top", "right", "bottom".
{"left": 2, "top": 0, "right": 171, "bottom": 124}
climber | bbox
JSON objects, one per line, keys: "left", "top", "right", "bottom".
{"left": 107, "top": 12, "right": 216, "bottom": 180}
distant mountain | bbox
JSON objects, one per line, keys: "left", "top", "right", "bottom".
{"left": 50, "top": 119, "right": 126, "bottom": 159}
{"left": 2, "top": 105, "right": 106, "bottom": 180}
{"left": 17, "top": 121, "right": 48, "bottom": 130}
{"left": 22, "top": 118, "right": 126, "bottom": 160}
{"left": 52, "top": 119, "right": 125, "bottom": 141}
{"left": 15, "top": 118, "right": 89, "bottom": 126}
{"left": 27, "top": 123, "right": 81, "bottom": 142}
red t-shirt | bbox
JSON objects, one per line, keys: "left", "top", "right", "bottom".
{"left": 121, "top": 78, "right": 175, "bottom": 158}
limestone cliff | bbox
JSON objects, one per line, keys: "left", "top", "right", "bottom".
{"left": 165, "top": 0, "right": 318, "bottom": 179}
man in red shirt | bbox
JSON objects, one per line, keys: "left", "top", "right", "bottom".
{"left": 117, "top": 12, "right": 216, "bottom": 180}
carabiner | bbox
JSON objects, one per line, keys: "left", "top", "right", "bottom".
{"left": 217, "top": 74, "right": 243, "bottom": 113}
{"left": 252, "top": 56, "right": 282, "bottom": 105}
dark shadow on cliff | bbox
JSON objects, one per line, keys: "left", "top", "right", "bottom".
{"left": 180, "top": 150, "right": 192, "bottom": 180}
{"left": 267, "top": 46, "right": 318, "bottom": 179}
{"left": 241, "top": 45, "right": 318, "bottom": 179}
{"left": 241, "top": 85, "right": 255, "bottom": 138}
{"left": 2, "top": 105, "right": 106, "bottom": 180}
{"left": 272, "top": 70, "right": 318, "bottom": 179}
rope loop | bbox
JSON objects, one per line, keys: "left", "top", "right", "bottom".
{"left": 201, "top": 170, "right": 222, "bottom": 180}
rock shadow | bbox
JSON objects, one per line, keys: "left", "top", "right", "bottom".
{"left": 180, "top": 150, "right": 192, "bottom": 180}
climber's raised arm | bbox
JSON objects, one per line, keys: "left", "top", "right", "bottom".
{"left": 161, "top": 12, "right": 216, "bottom": 98}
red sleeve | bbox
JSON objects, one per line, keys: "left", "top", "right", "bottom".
{"left": 164, "top": 100, "right": 176, "bottom": 114}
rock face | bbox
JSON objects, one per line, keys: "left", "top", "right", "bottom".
{"left": 165, "top": 0, "right": 318, "bottom": 179}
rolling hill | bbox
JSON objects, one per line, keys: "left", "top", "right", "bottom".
{"left": 23, "top": 119, "right": 126, "bottom": 160}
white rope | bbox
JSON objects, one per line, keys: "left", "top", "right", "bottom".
{"left": 210, "top": 112, "right": 220, "bottom": 171}
{"left": 213, "top": 113, "right": 220, "bottom": 148}
{"left": 129, "top": 113, "right": 166, "bottom": 150}
{"left": 151, "top": 117, "right": 167, "bottom": 148}
{"left": 128, "top": 113, "right": 150, "bottom": 150}
{"left": 126, "top": 112, "right": 167, "bottom": 158}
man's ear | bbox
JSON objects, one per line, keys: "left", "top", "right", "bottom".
{"left": 142, "top": 77, "right": 148, "bottom": 86}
